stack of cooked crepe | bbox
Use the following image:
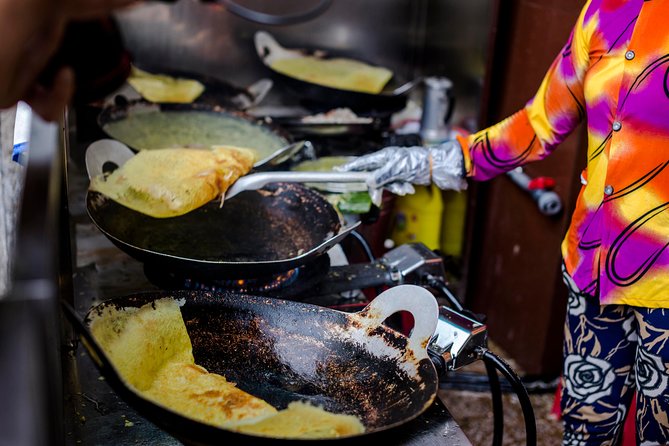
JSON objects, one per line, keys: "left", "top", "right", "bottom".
{"left": 88, "top": 298, "right": 365, "bottom": 439}
{"left": 89, "top": 146, "right": 255, "bottom": 218}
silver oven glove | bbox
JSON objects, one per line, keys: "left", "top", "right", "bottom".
{"left": 336, "top": 140, "right": 467, "bottom": 197}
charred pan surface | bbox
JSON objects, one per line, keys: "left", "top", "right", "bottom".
{"left": 86, "top": 182, "right": 341, "bottom": 277}
{"left": 84, "top": 291, "right": 438, "bottom": 441}
{"left": 181, "top": 292, "right": 437, "bottom": 431}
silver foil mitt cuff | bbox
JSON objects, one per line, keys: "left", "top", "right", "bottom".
{"left": 337, "top": 140, "right": 467, "bottom": 196}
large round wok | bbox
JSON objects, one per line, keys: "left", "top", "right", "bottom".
{"left": 87, "top": 184, "right": 357, "bottom": 278}
{"left": 85, "top": 141, "right": 359, "bottom": 278}
{"left": 126, "top": 65, "right": 273, "bottom": 110}
{"left": 62, "top": 285, "right": 440, "bottom": 444}
{"left": 254, "top": 31, "right": 416, "bottom": 113}
{"left": 97, "top": 98, "right": 294, "bottom": 167}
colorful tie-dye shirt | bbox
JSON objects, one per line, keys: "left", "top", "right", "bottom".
{"left": 459, "top": 0, "right": 669, "bottom": 307}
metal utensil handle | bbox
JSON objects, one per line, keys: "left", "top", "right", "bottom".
{"left": 225, "top": 171, "right": 371, "bottom": 199}
{"left": 356, "top": 285, "right": 439, "bottom": 360}
{"left": 392, "top": 76, "right": 423, "bottom": 96}
{"left": 300, "top": 221, "right": 361, "bottom": 258}
{"left": 85, "top": 139, "right": 135, "bottom": 179}
{"left": 264, "top": 171, "right": 371, "bottom": 183}
{"left": 246, "top": 171, "right": 370, "bottom": 185}
{"left": 244, "top": 78, "right": 273, "bottom": 109}
{"left": 252, "top": 141, "right": 306, "bottom": 170}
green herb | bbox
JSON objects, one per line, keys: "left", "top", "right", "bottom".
{"left": 335, "top": 192, "right": 372, "bottom": 214}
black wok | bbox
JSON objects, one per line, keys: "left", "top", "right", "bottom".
{"left": 254, "top": 31, "right": 416, "bottom": 114}
{"left": 62, "top": 285, "right": 440, "bottom": 444}
{"left": 126, "top": 65, "right": 273, "bottom": 110}
{"left": 97, "top": 99, "right": 293, "bottom": 164}
{"left": 87, "top": 182, "right": 357, "bottom": 278}
{"left": 84, "top": 139, "right": 358, "bottom": 278}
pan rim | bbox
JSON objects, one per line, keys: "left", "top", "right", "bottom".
{"left": 96, "top": 99, "right": 292, "bottom": 154}
{"left": 81, "top": 290, "right": 440, "bottom": 441}
{"left": 85, "top": 185, "right": 349, "bottom": 267}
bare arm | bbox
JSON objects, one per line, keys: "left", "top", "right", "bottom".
{"left": 0, "top": 0, "right": 138, "bottom": 120}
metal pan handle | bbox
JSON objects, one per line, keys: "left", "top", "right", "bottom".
{"left": 254, "top": 31, "right": 303, "bottom": 66}
{"left": 304, "top": 221, "right": 361, "bottom": 258}
{"left": 85, "top": 139, "right": 135, "bottom": 179}
{"left": 356, "top": 285, "right": 439, "bottom": 360}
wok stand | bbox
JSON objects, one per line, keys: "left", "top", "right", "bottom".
{"left": 143, "top": 243, "right": 448, "bottom": 299}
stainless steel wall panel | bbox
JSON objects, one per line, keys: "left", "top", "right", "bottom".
{"left": 115, "top": 0, "right": 494, "bottom": 125}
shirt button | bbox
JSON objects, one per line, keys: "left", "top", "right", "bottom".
{"left": 612, "top": 121, "right": 622, "bottom": 131}
{"left": 625, "top": 50, "right": 635, "bottom": 60}
{"left": 604, "top": 185, "right": 614, "bottom": 195}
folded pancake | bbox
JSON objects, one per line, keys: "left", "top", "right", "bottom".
{"left": 89, "top": 146, "right": 255, "bottom": 218}
{"left": 88, "top": 298, "right": 277, "bottom": 424}
{"left": 145, "top": 361, "right": 278, "bottom": 427}
{"left": 235, "top": 401, "right": 364, "bottom": 438}
{"left": 270, "top": 56, "right": 393, "bottom": 94}
{"left": 88, "top": 298, "right": 194, "bottom": 391}
{"left": 128, "top": 67, "right": 205, "bottom": 103}
{"left": 88, "top": 298, "right": 365, "bottom": 439}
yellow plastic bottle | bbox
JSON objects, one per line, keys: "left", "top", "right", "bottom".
{"left": 440, "top": 189, "right": 468, "bottom": 257}
{"left": 390, "top": 184, "right": 444, "bottom": 250}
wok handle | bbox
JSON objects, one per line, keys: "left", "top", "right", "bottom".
{"left": 357, "top": 285, "right": 439, "bottom": 360}
{"left": 244, "top": 78, "right": 273, "bottom": 109}
{"left": 225, "top": 171, "right": 371, "bottom": 199}
{"left": 85, "top": 139, "right": 135, "bottom": 179}
{"left": 305, "top": 222, "right": 361, "bottom": 257}
{"left": 254, "top": 31, "right": 301, "bottom": 65}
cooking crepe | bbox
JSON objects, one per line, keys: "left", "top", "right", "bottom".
{"left": 270, "top": 56, "right": 393, "bottom": 94}
{"left": 128, "top": 67, "right": 205, "bottom": 103}
{"left": 235, "top": 401, "right": 364, "bottom": 438}
{"left": 88, "top": 298, "right": 365, "bottom": 438}
{"left": 89, "top": 146, "right": 255, "bottom": 218}
{"left": 88, "top": 298, "right": 278, "bottom": 425}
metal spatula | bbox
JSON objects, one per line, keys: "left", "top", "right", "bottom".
{"left": 224, "top": 171, "right": 372, "bottom": 200}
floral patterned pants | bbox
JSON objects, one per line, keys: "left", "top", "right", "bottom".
{"left": 561, "top": 267, "right": 669, "bottom": 445}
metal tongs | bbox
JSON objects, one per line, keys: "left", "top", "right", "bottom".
{"left": 224, "top": 171, "right": 371, "bottom": 200}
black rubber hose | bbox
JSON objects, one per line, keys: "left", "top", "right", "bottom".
{"left": 424, "top": 274, "right": 465, "bottom": 312}
{"left": 480, "top": 349, "right": 537, "bottom": 446}
{"left": 349, "top": 230, "right": 376, "bottom": 262}
{"left": 482, "top": 354, "right": 504, "bottom": 446}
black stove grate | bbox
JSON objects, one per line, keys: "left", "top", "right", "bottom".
{"left": 143, "top": 255, "right": 332, "bottom": 299}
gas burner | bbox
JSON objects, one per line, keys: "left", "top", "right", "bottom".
{"left": 183, "top": 267, "right": 301, "bottom": 294}
{"left": 143, "top": 255, "right": 332, "bottom": 299}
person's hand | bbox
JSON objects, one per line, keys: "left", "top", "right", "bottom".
{"left": 0, "top": 0, "right": 138, "bottom": 120}
{"left": 336, "top": 140, "right": 467, "bottom": 195}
